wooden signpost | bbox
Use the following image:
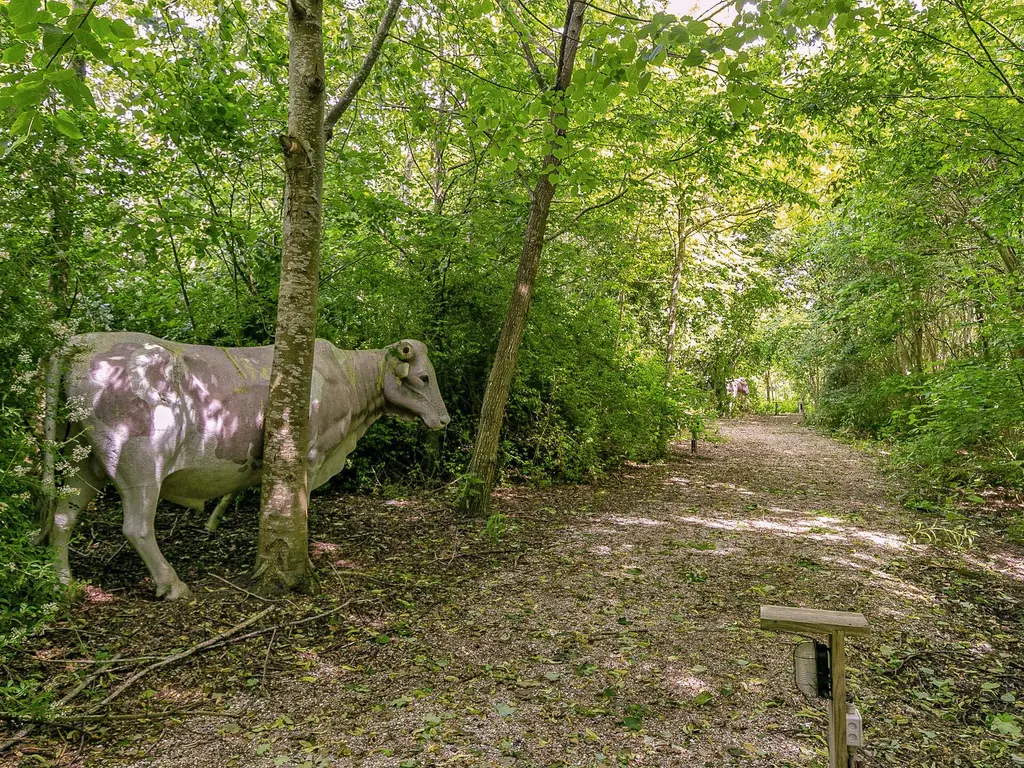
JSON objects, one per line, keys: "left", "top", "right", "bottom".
{"left": 760, "top": 605, "right": 871, "bottom": 768}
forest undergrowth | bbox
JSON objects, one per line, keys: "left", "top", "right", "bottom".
{"left": 3, "top": 416, "right": 1022, "bottom": 767}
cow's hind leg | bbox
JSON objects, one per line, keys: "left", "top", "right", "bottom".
{"left": 118, "top": 484, "right": 191, "bottom": 600}
{"left": 51, "top": 461, "right": 102, "bottom": 584}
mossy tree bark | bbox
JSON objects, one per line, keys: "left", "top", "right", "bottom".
{"left": 255, "top": 0, "right": 404, "bottom": 594}
{"left": 254, "top": 0, "right": 327, "bottom": 594}
{"left": 463, "top": 0, "right": 587, "bottom": 517}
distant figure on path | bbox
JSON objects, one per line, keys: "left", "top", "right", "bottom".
{"left": 726, "top": 377, "right": 748, "bottom": 415}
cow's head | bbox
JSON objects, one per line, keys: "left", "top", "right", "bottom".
{"left": 383, "top": 340, "right": 450, "bottom": 429}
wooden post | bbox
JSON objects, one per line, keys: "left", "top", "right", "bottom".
{"left": 829, "top": 630, "right": 847, "bottom": 768}
{"left": 759, "top": 606, "right": 870, "bottom": 768}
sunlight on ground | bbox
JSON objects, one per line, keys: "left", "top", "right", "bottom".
{"left": 823, "top": 556, "right": 940, "bottom": 605}
{"left": 667, "top": 671, "right": 711, "bottom": 695}
{"left": 964, "top": 551, "right": 1024, "bottom": 582}
{"left": 674, "top": 513, "right": 916, "bottom": 552}
{"left": 605, "top": 515, "right": 666, "bottom": 527}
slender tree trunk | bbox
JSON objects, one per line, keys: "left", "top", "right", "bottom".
{"left": 462, "top": 0, "right": 587, "bottom": 517}
{"left": 665, "top": 201, "right": 687, "bottom": 382}
{"left": 48, "top": 49, "right": 86, "bottom": 317}
{"left": 254, "top": 0, "right": 326, "bottom": 594}
{"left": 612, "top": 288, "right": 625, "bottom": 356}
{"left": 48, "top": 171, "right": 72, "bottom": 316}
{"left": 255, "top": 0, "right": 403, "bottom": 593}
{"left": 422, "top": 110, "right": 450, "bottom": 481}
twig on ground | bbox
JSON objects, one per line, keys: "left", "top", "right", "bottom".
{"left": 103, "top": 540, "right": 128, "bottom": 564}
{"left": 261, "top": 628, "right": 277, "bottom": 687}
{"left": 209, "top": 573, "right": 278, "bottom": 603}
{"left": 92, "top": 607, "right": 277, "bottom": 711}
{"left": 439, "top": 548, "right": 523, "bottom": 563}
{"left": 201, "top": 599, "right": 364, "bottom": 654}
{"left": 892, "top": 648, "right": 974, "bottom": 674}
{"left": 0, "top": 709, "right": 242, "bottom": 729}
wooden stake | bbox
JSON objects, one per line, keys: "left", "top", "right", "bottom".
{"left": 829, "top": 630, "right": 847, "bottom": 768}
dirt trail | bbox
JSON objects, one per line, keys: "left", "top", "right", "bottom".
{"left": 7, "top": 417, "right": 1023, "bottom": 767}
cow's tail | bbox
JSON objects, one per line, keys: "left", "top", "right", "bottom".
{"left": 35, "top": 353, "right": 61, "bottom": 546}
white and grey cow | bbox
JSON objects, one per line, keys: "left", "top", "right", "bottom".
{"left": 43, "top": 332, "right": 450, "bottom": 599}
{"left": 726, "top": 377, "right": 749, "bottom": 415}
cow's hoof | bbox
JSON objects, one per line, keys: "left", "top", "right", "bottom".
{"left": 158, "top": 580, "right": 192, "bottom": 601}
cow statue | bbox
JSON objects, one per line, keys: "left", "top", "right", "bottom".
{"left": 40, "top": 332, "right": 450, "bottom": 600}
{"left": 726, "top": 377, "right": 749, "bottom": 415}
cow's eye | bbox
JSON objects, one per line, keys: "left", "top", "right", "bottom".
{"left": 419, "top": 374, "right": 429, "bottom": 385}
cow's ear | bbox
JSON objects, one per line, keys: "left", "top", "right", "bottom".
{"left": 392, "top": 361, "right": 410, "bottom": 380}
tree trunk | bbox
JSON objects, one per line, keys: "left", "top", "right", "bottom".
{"left": 462, "top": 0, "right": 587, "bottom": 517}
{"left": 255, "top": 0, "right": 403, "bottom": 593}
{"left": 421, "top": 108, "right": 451, "bottom": 481}
{"left": 47, "top": 49, "right": 85, "bottom": 317}
{"left": 254, "top": 0, "right": 326, "bottom": 594}
{"left": 665, "top": 201, "right": 687, "bottom": 382}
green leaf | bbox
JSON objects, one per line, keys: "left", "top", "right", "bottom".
{"left": 668, "top": 25, "right": 689, "bottom": 46}
{"left": 88, "top": 15, "right": 112, "bottom": 40}
{"left": 74, "top": 27, "right": 108, "bottom": 61}
{"left": 1, "top": 43, "right": 26, "bottom": 64}
{"left": 622, "top": 715, "right": 643, "bottom": 731}
{"left": 495, "top": 702, "right": 514, "bottom": 718}
{"left": 6, "top": 0, "right": 41, "bottom": 27}
{"left": 52, "top": 109, "right": 81, "bottom": 139}
{"left": 692, "top": 691, "right": 714, "bottom": 707}
{"left": 10, "top": 107, "right": 35, "bottom": 134}
{"left": 54, "top": 75, "right": 93, "bottom": 108}
{"left": 728, "top": 97, "right": 747, "bottom": 118}
{"left": 991, "top": 713, "right": 1022, "bottom": 739}
{"left": 41, "top": 23, "right": 65, "bottom": 54}
{"left": 12, "top": 81, "right": 46, "bottom": 108}
{"left": 686, "top": 19, "right": 708, "bottom": 38}
{"left": 683, "top": 49, "right": 705, "bottom": 67}
{"left": 109, "top": 19, "right": 134, "bottom": 39}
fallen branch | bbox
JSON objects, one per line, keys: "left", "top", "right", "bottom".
{"left": 210, "top": 573, "right": 278, "bottom": 604}
{"left": 0, "top": 709, "right": 241, "bottom": 729}
{"left": 441, "top": 548, "right": 523, "bottom": 563}
{"left": 200, "top": 599, "right": 362, "bottom": 654}
{"left": 0, "top": 655, "right": 122, "bottom": 752}
{"left": 92, "top": 606, "right": 277, "bottom": 711}
{"left": 892, "top": 648, "right": 974, "bottom": 674}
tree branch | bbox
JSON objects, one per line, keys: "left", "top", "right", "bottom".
{"left": 950, "top": 0, "right": 1022, "bottom": 104}
{"left": 92, "top": 607, "right": 276, "bottom": 710}
{"left": 324, "top": 0, "right": 404, "bottom": 141}
{"left": 500, "top": 0, "right": 549, "bottom": 90}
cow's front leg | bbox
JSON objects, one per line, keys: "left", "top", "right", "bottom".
{"left": 118, "top": 484, "right": 191, "bottom": 600}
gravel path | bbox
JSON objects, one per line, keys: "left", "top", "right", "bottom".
{"left": 9, "top": 416, "right": 1023, "bottom": 767}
